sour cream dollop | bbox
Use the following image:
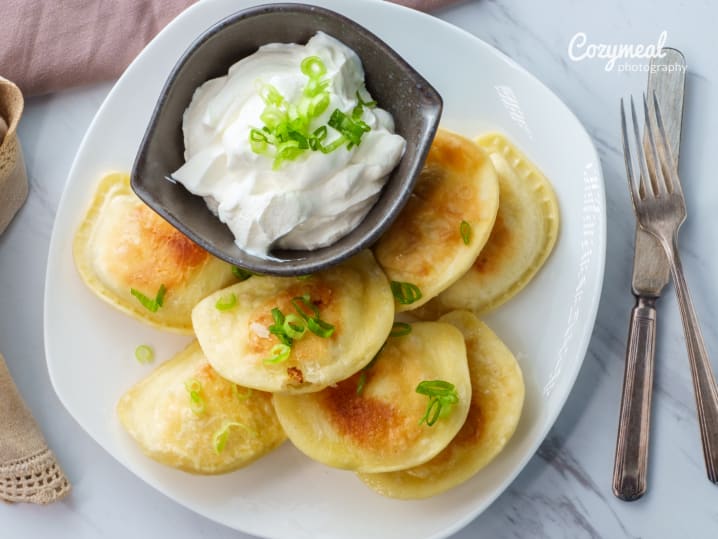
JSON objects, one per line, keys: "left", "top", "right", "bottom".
{"left": 172, "top": 32, "right": 406, "bottom": 257}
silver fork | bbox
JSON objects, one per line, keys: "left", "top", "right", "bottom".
{"left": 621, "top": 93, "right": 718, "bottom": 482}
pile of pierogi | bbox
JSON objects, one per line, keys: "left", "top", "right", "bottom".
{"left": 73, "top": 129, "right": 558, "bottom": 499}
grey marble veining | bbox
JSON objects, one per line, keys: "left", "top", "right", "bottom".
{"left": 2, "top": 0, "right": 718, "bottom": 537}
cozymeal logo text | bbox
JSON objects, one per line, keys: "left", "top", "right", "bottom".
{"left": 568, "top": 31, "right": 684, "bottom": 72}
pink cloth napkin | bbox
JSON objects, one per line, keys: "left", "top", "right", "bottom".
{"left": 0, "top": 0, "right": 460, "bottom": 97}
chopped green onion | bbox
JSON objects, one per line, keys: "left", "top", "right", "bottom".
{"left": 232, "top": 266, "right": 255, "bottom": 281}
{"left": 318, "top": 134, "right": 348, "bottom": 154}
{"left": 249, "top": 129, "right": 269, "bottom": 153}
{"left": 291, "top": 294, "right": 320, "bottom": 320}
{"left": 212, "top": 421, "right": 256, "bottom": 454}
{"left": 291, "top": 295, "right": 335, "bottom": 338}
{"left": 233, "top": 385, "right": 253, "bottom": 401}
{"left": 215, "top": 293, "right": 237, "bottom": 311}
{"left": 390, "top": 281, "right": 423, "bottom": 305}
{"left": 416, "top": 380, "right": 459, "bottom": 426}
{"left": 130, "top": 284, "right": 167, "bottom": 312}
{"left": 296, "top": 274, "right": 313, "bottom": 281}
{"left": 184, "top": 378, "right": 205, "bottom": 415}
{"left": 389, "top": 322, "right": 412, "bottom": 337}
{"left": 134, "top": 345, "right": 154, "bottom": 364}
{"left": 303, "top": 77, "right": 329, "bottom": 98}
{"left": 250, "top": 55, "right": 374, "bottom": 167}
{"left": 156, "top": 284, "right": 167, "bottom": 307}
{"left": 268, "top": 308, "right": 293, "bottom": 346}
{"left": 356, "top": 90, "right": 377, "bottom": 108}
{"left": 460, "top": 220, "right": 472, "bottom": 245}
{"left": 185, "top": 379, "right": 200, "bottom": 393}
{"left": 271, "top": 307, "right": 285, "bottom": 325}
{"left": 327, "top": 109, "right": 370, "bottom": 147}
{"left": 282, "top": 313, "right": 306, "bottom": 339}
{"left": 307, "top": 317, "right": 335, "bottom": 338}
{"left": 352, "top": 90, "right": 377, "bottom": 119}
{"left": 263, "top": 343, "right": 291, "bottom": 364}
{"left": 356, "top": 371, "right": 368, "bottom": 395}
{"left": 300, "top": 56, "right": 327, "bottom": 79}
{"left": 189, "top": 391, "right": 205, "bottom": 414}
{"left": 258, "top": 82, "right": 285, "bottom": 106}
{"left": 308, "top": 126, "right": 328, "bottom": 151}
{"left": 356, "top": 348, "right": 382, "bottom": 395}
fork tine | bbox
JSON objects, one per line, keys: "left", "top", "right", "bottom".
{"left": 620, "top": 98, "right": 640, "bottom": 205}
{"left": 630, "top": 96, "right": 652, "bottom": 199}
{"left": 652, "top": 91, "right": 681, "bottom": 194}
{"left": 642, "top": 93, "right": 667, "bottom": 195}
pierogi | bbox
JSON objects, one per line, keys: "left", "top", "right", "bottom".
{"left": 117, "top": 341, "right": 285, "bottom": 474}
{"left": 73, "top": 172, "right": 237, "bottom": 334}
{"left": 96, "top": 126, "right": 553, "bottom": 496}
{"left": 357, "top": 311, "right": 524, "bottom": 498}
{"left": 192, "top": 250, "right": 394, "bottom": 394}
{"left": 373, "top": 128, "right": 500, "bottom": 312}
{"left": 272, "top": 321, "right": 472, "bottom": 473}
{"left": 414, "top": 133, "right": 559, "bottom": 318}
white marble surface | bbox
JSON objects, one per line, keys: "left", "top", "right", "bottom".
{"left": 2, "top": 0, "right": 718, "bottom": 537}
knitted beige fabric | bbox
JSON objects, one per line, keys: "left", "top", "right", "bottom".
{"left": 0, "top": 76, "right": 28, "bottom": 234}
{"left": 0, "top": 354, "right": 71, "bottom": 504}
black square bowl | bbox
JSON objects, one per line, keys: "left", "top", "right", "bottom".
{"left": 131, "top": 3, "right": 442, "bottom": 276}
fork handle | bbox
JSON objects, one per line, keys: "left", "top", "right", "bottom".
{"left": 668, "top": 237, "right": 718, "bottom": 482}
{"left": 613, "top": 296, "right": 656, "bottom": 500}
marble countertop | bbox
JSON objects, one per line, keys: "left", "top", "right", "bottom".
{"left": 2, "top": 0, "right": 718, "bottom": 537}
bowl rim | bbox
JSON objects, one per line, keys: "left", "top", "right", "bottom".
{"left": 130, "top": 2, "right": 443, "bottom": 276}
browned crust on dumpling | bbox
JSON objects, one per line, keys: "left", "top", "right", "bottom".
{"left": 374, "top": 129, "right": 499, "bottom": 311}
{"left": 73, "top": 172, "right": 237, "bottom": 333}
{"left": 111, "top": 204, "right": 211, "bottom": 293}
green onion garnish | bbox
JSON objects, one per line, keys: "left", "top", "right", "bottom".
{"left": 212, "top": 421, "right": 255, "bottom": 454}
{"left": 184, "top": 378, "right": 205, "bottom": 415}
{"left": 416, "top": 380, "right": 459, "bottom": 426}
{"left": 263, "top": 294, "right": 334, "bottom": 367}
{"left": 156, "top": 284, "right": 166, "bottom": 305}
{"left": 134, "top": 345, "right": 154, "bottom": 364}
{"left": 185, "top": 379, "right": 200, "bottom": 393}
{"left": 291, "top": 294, "right": 320, "bottom": 319}
{"left": 130, "top": 284, "right": 167, "bottom": 312}
{"left": 301, "top": 55, "right": 327, "bottom": 79}
{"left": 232, "top": 266, "right": 254, "bottom": 281}
{"left": 282, "top": 313, "right": 306, "bottom": 340}
{"left": 352, "top": 90, "right": 377, "bottom": 119}
{"left": 460, "top": 220, "right": 472, "bottom": 245}
{"left": 390, "top": 281, "right": 423, "bottom": 305}
{"left": 356, "top": 371, "right": 368, "bottom": 395}
{"left": 215, "top": 293, "right": 237, "bottom": 311}
{"left": 296, "top": 274, "right": 313, "bottom": 281}
{"left": 307, "top": 317, "right": 335, "bottom": 338}
{"left": 389, "top": 322, "right": 412, "bottom": 337}
{"left": 327, "top": 109, "right": 370, "bottom": 148}
{"left": 356, "top": 349, "right": 382, "bottom": 395}
{"left": 249, "top": 55, "right": 374, "bottom": 168}
{"left": 263, "top": 343, "right": 291, "bottom": 364}
{"left": 268, "top": 308, "right": 293, "bottom": 346}
{"left": 291, "top": 295, "right": 335, "bottom": 338}
{"left": 233, "top": 385, "right": 253, "bottom": 401}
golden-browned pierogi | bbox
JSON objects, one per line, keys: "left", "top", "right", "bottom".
{"left": 415, "top": 133, "right": 559, "bottom": 318}
{"left": 192, "top": 250, "right": 394, "bottom": 394}
{"left": 73, "top": 172, "right": 237, "bottom": 334}
{"left": 358, "top": 311, "right": 524, "bottom": 498}
{"left": 374, "top": 128, "right": 499, "bottom": 312}
{"left": 273, "top": 321, "right": 471, "bottom": 473}
{"left": 117, "top": 341, "right": 285, "bottom": 474}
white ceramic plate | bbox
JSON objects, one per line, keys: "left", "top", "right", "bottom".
{"left": 44, "top": 1, "right": 606, "bottom": 538}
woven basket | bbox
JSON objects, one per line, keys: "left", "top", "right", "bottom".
{"left": 0, "top": 76, "right": 27, "bottom": 235}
